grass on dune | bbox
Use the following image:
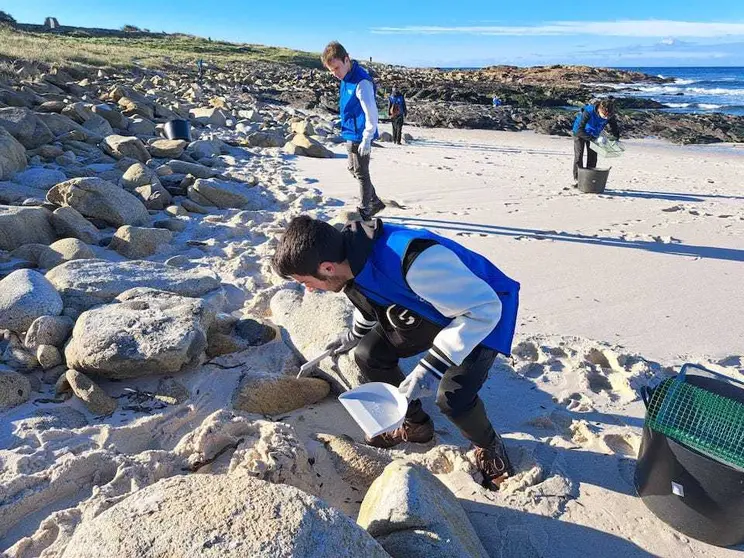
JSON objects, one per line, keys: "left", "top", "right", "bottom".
{"left": 0, "top": 25, "right": 322, "bottom": 73}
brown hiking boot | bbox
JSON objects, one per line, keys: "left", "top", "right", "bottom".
{"left": 474, "top": 437, "right": 514, "bottom": 491}
{"left": 365, "top": 418, "right": 434, "bottom": 449}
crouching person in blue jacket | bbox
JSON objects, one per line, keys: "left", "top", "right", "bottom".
{"left": 272, "top": 215, "right": 521, "bottom": 490}
{"left": 572, "top": 98, "right": 620, "bottom": 186}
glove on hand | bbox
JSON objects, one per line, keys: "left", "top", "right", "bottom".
{"left": 399, "top": 364, "right": 439, "bottom": 400}
{"left": 324, "top": 330, "right": 360, "bottom": 356}
{"left": 357, "top": 139, "right": 372, "bottom": 157}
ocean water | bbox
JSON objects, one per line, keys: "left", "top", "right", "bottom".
{"left": 602, "top": 67, "right": 744, "bottom": 116}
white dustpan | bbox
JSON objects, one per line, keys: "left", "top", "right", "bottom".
{"left": 338, "top": 382, "right": 408, "bottom": 438}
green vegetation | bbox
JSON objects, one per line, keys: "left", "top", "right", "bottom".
{"left": 0, "top": 25, "right": 323, "bottom": 72}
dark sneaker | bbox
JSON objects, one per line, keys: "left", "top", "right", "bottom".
{"left": 358, "top": 198, "right": 386, "bottom": 221}
{"left": 365, "top": 418, "right": 434, "bottom": 449}
{"left": 473, "top": 436, "right": 514, "bottom": 490}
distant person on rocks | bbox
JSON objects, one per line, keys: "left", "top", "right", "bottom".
{"left": 196, "top": 59, "right": 204, "bottom": 81}
{"left": 322, "top": 41, "right": 385, "bottom": 220}
{"left": 492, "top": 95, "right": 502, "bottom": 107}
{"left": 272, "top": 215, "right": 521, "bottom": 490}
{"left": 388, "top": 87, "right": 407, "bottom": 145}
{"left": 571, "top": 98, "right": 620, "bottom": 186}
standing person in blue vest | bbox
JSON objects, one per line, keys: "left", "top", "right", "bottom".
{"left": 272, "top": 215, "right": 521, "bottom": 490}
{"left": 388, "top": 87, "right": 407, "bottom": 145}
{"left": 322, "top": 41, "right": 385, "bottom": 220}
{"left": 572, "top": 98, "right": 620, "bottom": 186}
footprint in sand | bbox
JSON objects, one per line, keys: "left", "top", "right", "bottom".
{"left": 602, "top": 432, "right": 641, "bottom": 456}
{"left": 517, "top": 362, "right": 546, "bottom": 379}
{"left": 558, "top": 392, "right": 594, "bottom": 412}
{"left": 513, "top": 340, "right": 540, "bottom": 362}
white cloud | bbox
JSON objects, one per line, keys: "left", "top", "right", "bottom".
{"left": 371, "top": 20, "right": 744, "bottom": 38}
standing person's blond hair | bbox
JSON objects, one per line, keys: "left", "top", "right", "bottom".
{"left": 321, "top": 41, "right": 385, "bottom": 221}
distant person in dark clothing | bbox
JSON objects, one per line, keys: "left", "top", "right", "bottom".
{"left": 388, "top": 87, "right": 407, "bottom": 145}
{"left": 571, "top": 98, "right": 620, "bottom": 185}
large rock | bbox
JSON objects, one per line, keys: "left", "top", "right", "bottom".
{"left": 101, "top": 134, "right": 150, "bottom": 163}
{"left": 0, "top": 127, "right": 27, "bottom": 180}
{"left": 46, "top": 177, "right": 150, "bottom": 227}
{"left": 164, "top": 159, "right": 217, "bottom": 178}
{"left": 37, "top": 238, "right": 95, "bottom": 269}
{"left": 0, "top": 182, "right": 45, "bottom": 204}
{"left": 25, "top": 314, "right": 75, "bottom": 350}
{"left": 189, "top": 106, "right": 229, "bottom": 127}
{"left": 147, "top": 139, "right": 187, "bottom": 158}
{"left": 291, "top": 133, "right": 334, "bottom": 158}
{"left": 65, "top": 289, "right": 214, "bottom": 379}
{"left": 358, "top": 462, "right": 488, "bottom": 558}
{"left": 0, "top": 107, "right": 54, "bottom": 149}
{"left": 66, "top": 369, "right": 117, "bottom": 415}
{"left": 188, "top": 139, "right": 222, "bottom": 159}
{"left": 0, "top": 206, "right": 56, "bottom": 250}
{"left": 0, "top": 269, "right": 63, "bottom": 333}
{"left": 187, "top": 178, "right": 265, "bottom": 209}
{"left": 233, "top": 374, "right": 330, "bottom": 414}
{"left": 36, "top": 112, "right": 99, "bottom": 141}
{"left": 45, "top": 259, "right": 221, "bottom": 312}
{"left": 270, "top": 288, "right": 365, "bottom": 392}
{"left": 12, "top": 167, "right": 66, "bottom": 189}
{"left": 82, "top": 113, "right": 115, "bottom": 137}
{"left": 108, "top": 225, "right": 172, "bottom": 259}
{"left": 60, "top": 474, "right": 390, "bottom": 558}
{"left": 49, "top": 206, "right": 100, "bottom": 244}
{"left": 119, "top": 162, "right": 160, "bottom": 190}
{"left": 0, "top": 371, "right": 32, "bottom": 410}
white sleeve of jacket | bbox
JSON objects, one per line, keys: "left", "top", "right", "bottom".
{"left": 405, "top": 244, "right": 502, "bottom": 376}
{"left": 355, "top": 79, "right": 378, "bottom": 146}
{"left": 351, "top": 308, "right": 377, "bottom": 338}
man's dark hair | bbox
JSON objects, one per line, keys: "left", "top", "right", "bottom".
{"left": 272, "top": 215, "right": 345, "bottom": 279}
{"left": 322, "top": 41, "right": 349, "bottom": 66}
{"left": 597, "top": 98, "right": 615, "bottom": 116}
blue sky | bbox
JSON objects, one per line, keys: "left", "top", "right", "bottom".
{"left": 7, "top": 1, "right": 744, "bottom": 67}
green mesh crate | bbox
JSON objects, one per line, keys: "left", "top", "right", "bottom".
{"left": 646, "top": 372, "right": 744, "bottom": 470}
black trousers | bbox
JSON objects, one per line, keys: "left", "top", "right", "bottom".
{"left": 346, "top": 141, "right": 380, "bottom": 209}
{"left": 391, "top": 116, "right": 404, "bottom": 144}
{"left": 354, "top": 324, "right": 498, "bottom": 448}
{"left": 573, "top": 137, "right": 597, "bottom": 180}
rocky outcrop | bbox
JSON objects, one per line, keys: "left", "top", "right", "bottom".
{"left": 65, "top": 289, "right": 214, "bottom": 378}
{"left": 60, "top": 474, "right": 390, "bottom": 558}
{"left": 0, "top": 269, "right": 63, "bottom": 333}
{"left": 45, "top": 259, "right": 221, "bottom": 312}
{"left": 358, "top": 461, "right": 488, "bottom": 558}
{"left": 0, "top": 127, "right": 27, "bottom": 180}
{"left": 0, "top": 206, "right": 56, "bottom": 251}
{"left": 46, "top": 177, "right": 150, "bottom": 227}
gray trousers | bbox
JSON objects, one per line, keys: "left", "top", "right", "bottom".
{"left": 346, "top": 141, "right": 380, "bottom": 209}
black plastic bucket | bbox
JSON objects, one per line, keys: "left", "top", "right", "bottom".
{"left": 163, "top": 119, "right": 192, "bottom": 141}
{"left": 577, "top": 167, "right": 610, "bottom": 193}
{"left": 635, "top": 371, "right": 744, "bottom": 547}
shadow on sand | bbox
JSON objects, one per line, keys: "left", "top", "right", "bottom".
{"left": 383, "top": 216, "right": 744, "bottom": 263}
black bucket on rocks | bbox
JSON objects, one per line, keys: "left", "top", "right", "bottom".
{"left": 163, "top": 119, "right": 192, "bottom": 141}
{"left": 577, "top": 167, "right": 610, "bottom": 193}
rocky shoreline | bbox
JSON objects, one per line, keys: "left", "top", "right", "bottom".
{"left": 261, "top": 62, "right": 744, "bottom": 145}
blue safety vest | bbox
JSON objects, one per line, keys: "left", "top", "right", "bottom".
{"left": 353, "top": 224, "right": 520, "bottom": 355}
{"left": 339, "top": 61, "right": 378, "bottom": 143}
{"left": 572, "top": 104, "right": 609, "bottom": 138}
